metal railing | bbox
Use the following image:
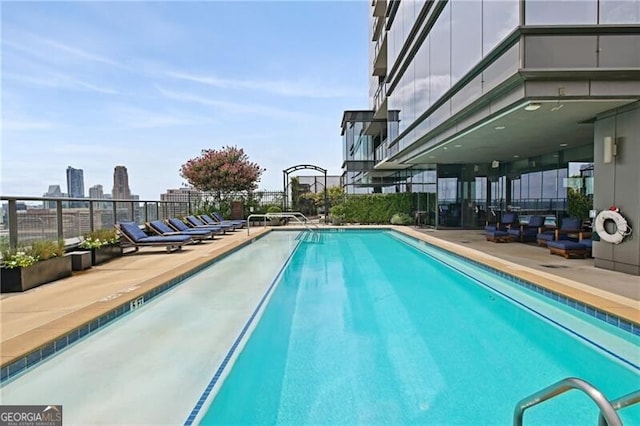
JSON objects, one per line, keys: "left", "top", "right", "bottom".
{"left": 513, "top": 377, "right": 622, "bottom": 426}
{"left": 1, "top": 195, "right": 194, "bottom": 249}
{"left": 246, "top": 212, "right": 320, "bottom": 236}
{"left": 598, "top": 390, "right": 640, "bottom": 426}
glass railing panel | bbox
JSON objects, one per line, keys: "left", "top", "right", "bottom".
{"left": 62, "top": 200, "right": 92, "bottom": 239}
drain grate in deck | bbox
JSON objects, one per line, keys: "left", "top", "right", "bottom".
{"left": 540, "top": 264, "right": 569, "bottom": 269}
{"left": 459, "top": 241, "right": 471, "bottom": 244}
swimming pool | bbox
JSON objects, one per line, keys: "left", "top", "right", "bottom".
{"left": 0, "top": 230, "right": 637, "bottom": 424}
{"left": 198, "top": 230, "right": 639, "bottom": 425}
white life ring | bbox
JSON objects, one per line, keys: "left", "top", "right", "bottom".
{"left": 595, "top": 210, "right": 629, "bottom": 244}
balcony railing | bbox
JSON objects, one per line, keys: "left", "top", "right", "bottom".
{"left": 0, "top": 195, "right": 196, "bottom": 249}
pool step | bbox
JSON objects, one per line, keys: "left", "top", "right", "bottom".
{"left": 296, "top": 231, "right": 322, "bottom": 243}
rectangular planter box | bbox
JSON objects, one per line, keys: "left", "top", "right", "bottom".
{"left": 91, "top": 245, "right": 123, "bottom": 266}
{"left": 1, "top": 256, "right": 73, "bottom": 293}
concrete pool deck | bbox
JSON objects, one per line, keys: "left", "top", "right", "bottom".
{"left": 1, "top": 225, "right": 638, "bottom": 371}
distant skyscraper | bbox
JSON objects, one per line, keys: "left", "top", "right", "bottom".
{"left": 66, "top": 166, "right": 85, "bottom": 199}
{"left": 43, "top": 184, "right": 64, "bottom": 209}
{"left": 112, "top": 166, "right": 131, "bottom": 200}
{"left": 89, "top": 184, "right": 104, "bottom": 199}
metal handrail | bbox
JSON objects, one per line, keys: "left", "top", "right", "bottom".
{"left": 246, "top": 212, "right": 320, "bottom": 235}
{"left": 513, "top": 377, "right": 622, "bottom": 426}
{"left": 598, "top": 390, "right": 640, "bottom": 426}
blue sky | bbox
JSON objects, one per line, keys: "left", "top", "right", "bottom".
{"left": 1, "top": 1, "right": 369, "bottom": 199}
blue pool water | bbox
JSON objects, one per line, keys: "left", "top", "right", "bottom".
{"left": 199, "top": 230, "right": 639, "bottom": 425}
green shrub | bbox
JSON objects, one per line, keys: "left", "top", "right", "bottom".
{"left": 80, "top": 228, "right": 119, "bottom": 249}
{"left": 265, "top": 205, "right": 283, "bottom": 213}
{"left": 1, "top": 239, "right": 64, "bottom": 269}
{"left": 390, "top": 213, "right": 413, "bottom": 225}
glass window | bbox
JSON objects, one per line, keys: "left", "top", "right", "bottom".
{"left": 483, "top": 0, "right": 520, "bottom": 56}
{"left": 600, "top": 0, "right": 640, "bottom": 23}
{"left": 525, "top": 0, "right": 597, "bottom": 25}
{"left": 429, "top": 3, "right": 451, "bottom": 104}
{"left": 405, "top": 61, "right": 416, "bottom": 130}
{"left": 451, "top": 0, "right": 482, "bottom": 84}
{"left": 542, "top": 169, "right": 558, "bottom": 200}
{"left": 414, "top": 36, "right": 430, "bottom": 117}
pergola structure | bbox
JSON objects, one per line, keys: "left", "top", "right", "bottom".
{"left": 283, "top": 165, "right": 328, "bottom": 215}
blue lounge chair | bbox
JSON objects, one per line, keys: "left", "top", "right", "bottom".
{"left": 537, "top": 217, "right": 582, "bottom": 247}
{"left": 213, "top": 212, "right": 247, "bottom": 226}
{"left": 201, "top": 213, "right": 245, "bottom": 229}
{"left": 186, "top": 215, "right": 235, "bottom": 232}
{"left": 116, "top": 222, "right": 192, "bottom": 253}
{"left": 508, "top": 215, "right": 545, "bottom": 242}
{"left": 485, "top": 212, "right": 518, "bottom": 242}
{"left": 147, "top": 220, "right": 215, "bottom": 242}
{"left": 547, "top": 237, "right": 592, "bottom": 259}
{"left": 167, "top": 218, "right": 224, "bottom": 235}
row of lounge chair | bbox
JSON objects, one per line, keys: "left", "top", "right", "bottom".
{"left": 485, "top": 213, "right": 592, "bottom": 259}
{"left": 115, "top": 213, "right": 247, "bottom": 254}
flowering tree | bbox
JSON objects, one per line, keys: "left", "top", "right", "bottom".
{"left": 180, "top": 146, "right": 265, "bottom": 206}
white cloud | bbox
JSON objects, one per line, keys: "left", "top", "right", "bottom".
{"left": 165, "top": 70, "right": 361, "bottom": 99}
{"left": 156, "top": 86, "right": 316, "bottom": 121}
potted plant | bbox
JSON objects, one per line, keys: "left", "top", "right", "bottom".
{"left": 80, "top": 228, "right": 122, "bottom": 265}
{"left": 1, "top": 240, "right": 72, "bottom": 292}
{"left": 329, "top": 204, "right": 346, "bottom": 225}
{"left": 265, "top": 205, "right": 285, "bottom": 226}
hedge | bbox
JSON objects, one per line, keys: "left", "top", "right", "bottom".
{"left": 330, "top": 193, "right": 433, "bottom": 224}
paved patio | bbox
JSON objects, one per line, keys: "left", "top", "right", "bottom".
{"left": 1, "top": 225, "right": 638, "bottom": 370}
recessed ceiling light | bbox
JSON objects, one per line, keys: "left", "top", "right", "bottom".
{"left": 513, "top": 155, "right": 520, "bottom": 158}
{"left": 494, "top": 126, "right": 506, "bottom": 130}
{"left": 454, "top": 144, "right": 462, "bottom": 148}
{"left": 559, "top": 143, "right": 568, "bottom": 147}
{"left": 443, "top": 147, "right": 448, "bottom": 150}
{"left": 553, "top": 154, "right": 559, "bottom": 157}
{"left": 524, "top": 103, "right": 541, "bottom": 111}
{"left": 428, "top": 156, "right": 436, "bottom": 159}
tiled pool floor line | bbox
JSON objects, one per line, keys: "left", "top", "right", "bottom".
{"left": 1, "top": 225, "right": 637, "bottom": 382}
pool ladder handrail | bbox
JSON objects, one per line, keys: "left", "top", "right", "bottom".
{"left": 513, "top": 377, "right": 622, "bottom": 426}
{"left": 598, "top": 389, "right": 640, "bottom": 426}
{"left": 246, "top": 212, "right": 320, "bottom": 236}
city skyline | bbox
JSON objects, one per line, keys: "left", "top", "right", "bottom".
{"left": 1, "top": 1, "right": 369, "bottom": 199}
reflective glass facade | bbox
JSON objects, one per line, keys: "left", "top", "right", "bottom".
{"left": 344, "top": 0, "right": 639, "bottom": 232}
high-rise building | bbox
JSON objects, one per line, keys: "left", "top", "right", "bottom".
{"left": 343, "top": 0, "right": 640, "bottom": 274}
{"left": 112, "top": 166, "right": 131, "bottom": 200}
{"left": 43, "top": 185, "right": 64, "bottom": 209}
{"left": 66, "top": 166, "right": 85, "bottom": 199}
{"left": 160, "top": 187, "right": 202, "bottom": 217}
{"left": 89, "top": 184, "right": 104, "bottom": 199}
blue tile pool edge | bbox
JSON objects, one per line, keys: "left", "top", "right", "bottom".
{"left": 0, "top": 231, "right": 273, "bottom": 386}
{"left": 386, "top": 229, "right": 640, "bottom": 338}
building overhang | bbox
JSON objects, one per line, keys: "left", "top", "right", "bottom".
{"left": 403, "top": 98, "right": 636, "bottom": 166}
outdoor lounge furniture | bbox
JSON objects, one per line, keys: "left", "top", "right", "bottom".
{"left": 147, "top": 220, "right": 215, "bottom": 242}
{"left": 116, "top": 222, "right": 192, "bottom": 253}
{"left": 213, "top": 212, "right": 247, "bottom": 227}
{"left": 186, "top": 215, "right": 235, "bottom": 232}
{"left": 536, "top": 217, "right": 582, "bottom": 247}
{"left": 202, "top": 213, "right": 245, "bottom": 228}
{"left": 167, "top": 218, "right": 224, "bottom": 235}
{"left": 485, "top": 212, "right": 518, "bottom": 242}
{"left": 547, "top": 238, "right": 592, "bottom": 259}
{"left": 508, "top": 215, "right": 545, "bottom": 242}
